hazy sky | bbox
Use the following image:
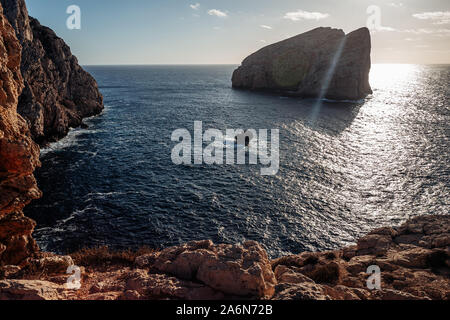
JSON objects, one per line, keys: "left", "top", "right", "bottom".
{"left": 27, "top": 0, "right": 450, "bottom": 65}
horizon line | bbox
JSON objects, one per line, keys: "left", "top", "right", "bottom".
{"left": 82, "top": 62, "right": 450, "bottom": 67}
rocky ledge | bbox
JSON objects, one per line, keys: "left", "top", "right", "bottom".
{"left": 232, "top": 27, "right": 373, "bottom": 101}
{"left": 0, "top": 215, "right": 448, "bottom": 300}
{"left": 0, "top": 0, "right": 103, "bottom": 145}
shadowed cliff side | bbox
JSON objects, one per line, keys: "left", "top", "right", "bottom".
{"left": 0, "top": 0, "right": 103, "bottom": 146}
{"left": 0, "top": 2, "right": 41, "bottom": 266}
{"left": 232, "top": 27, "right": 372, "bottom": 101}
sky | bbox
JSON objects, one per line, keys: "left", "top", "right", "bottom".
{"left": 26, "top": 0, "right": 450, "bottom": 65}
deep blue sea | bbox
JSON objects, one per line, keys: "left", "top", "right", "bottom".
{"left": 25, "top": 64, "right": 450, "bottom": 258}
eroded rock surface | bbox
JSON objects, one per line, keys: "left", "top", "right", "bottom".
{"left": 0, "top": 279, "right": 63, "bottom": 300}
{"left": 0, "top": 216, "right": 448, "bottom": 300}
{"left": 1, "top": 0, "right": 103, "bottom": 145}
{"left": 272, "top": 215, "right": 449, "bottom": 300}
{"left": 232, "top": 27, "right": 372, "bottom": 100}
{"left": 1, "top": 0, "right": 103, "bottom": 269}
{"left": 0, "top": 1, "right": 40, "bottom": 266}
{"left": 150, "top": 240, "right": 277, "bottom": 298}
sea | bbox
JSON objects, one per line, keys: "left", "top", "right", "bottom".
{"left": 24, "top": 64, "right": 450, "bottom": 258}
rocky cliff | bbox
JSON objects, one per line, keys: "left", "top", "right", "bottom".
{"left": 232, "top": 27, "right": 373, "bottom": 101}
{"left": 0, "top": 2, "right": 40, "bottom": 266}
{"left": 0, "top": 0, "right": 102, "bottom": 267}
{"left": 0, "top": 0, "right": 103, "bottom": 145}
{"left": 0, "top": 215, "right": 448, "bottom": 300}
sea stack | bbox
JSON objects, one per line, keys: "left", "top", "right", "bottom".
{"left": 232, "top": 27, "right": 373, "bottom": 101}
{"left": 0, "top": 0, "right": 103, "bottom": 145}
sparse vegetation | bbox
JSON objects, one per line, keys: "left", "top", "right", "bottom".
{"left": 303, "top": 255, "right": 319, "bottom": 266}
{"left": 308, "top": 262, "right": 341, "bottom": 284}
{"left": 70, "top": 246, "right": 157, "bottom": 270}
{"left": 325, "top": 252, "right": 337, "bottom": 260}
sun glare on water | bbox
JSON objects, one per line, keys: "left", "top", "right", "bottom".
{"left": 370, "top": 64, "right": 419, "bottom": 89}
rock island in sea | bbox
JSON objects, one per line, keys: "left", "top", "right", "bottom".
{"left": 232, "top": 27, "right": 373, "bottom": 101}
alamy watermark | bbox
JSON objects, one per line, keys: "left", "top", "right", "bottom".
{"left": 366, "top": 265, "right": 382, "bottom": 290}
{"left": 171, "top": 121, "right": 279, "bottom": 176}
{"left": 66, "top": 5, "right": 81, "bottom": 30}
{"left": 366, "top": 5, "right": 394, "bottom": 32}
{"left": 65, "top": 265, "right": 82, "bottom": 290}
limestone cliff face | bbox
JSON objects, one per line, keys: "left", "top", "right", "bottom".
{"left": 0, "top": 2, "right": 40, "bottom": 266}
{"left": 0, "top": 0, "right": 103, "bottom": 267}
{"left": 1, "top": 0, "right": 103, "bottom": 145}
{"left": 232, "top": 27, "right": 373, "bottom": 101}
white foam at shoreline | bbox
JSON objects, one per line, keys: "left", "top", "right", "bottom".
{"left": 40, "top": 105, "right": 110, "bottom": 156}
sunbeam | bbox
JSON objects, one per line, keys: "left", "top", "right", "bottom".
{"left": 308, "top": 37, "right": 347, "bottom": 125}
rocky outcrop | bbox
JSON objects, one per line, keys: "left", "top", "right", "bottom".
{"left": 0, "top": 0, "right": 103, "bottom": 268}
{"left": 0, "top": 279, "right": 63, "bottom": 300}
{"left": 0, "top": 2, "right": 40, "bottom": 266}
{"left": 142, "top": 240, "right": 276, "bottom": 298}
{"left": 1, "top": 0, "right": 103, "bottom": 145}
{"left": 271, "top": 215, "right": 449, "bottom": 300}
{"left": 0, "top": 0, "right": 103, "bottom": 266}
{"left": 1, "top": 215, "right": 447, "bottom": 301}
{"left": 232, "top": 27, "right": 372, "bottom": 101}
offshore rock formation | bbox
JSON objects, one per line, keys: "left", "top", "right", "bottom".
{"left": 0, "top": 0, "right": 103, "bottom": 145}
{"left": 232, "top": 27, "right": 373, "bottom": 101}
{"left": 0, "top": 2, "right": 40, "bottom": 266}
{"left": 1, "top": 215, "right": 448, "bottom": 300}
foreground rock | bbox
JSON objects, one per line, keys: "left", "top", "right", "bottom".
{"left": 1, "top": 216, "right": 448, "bottom": 300}
{"left": 1, "top": 0, "right": 103, "bottom": 145}
{"left": 232, "top": 27, "right": 372, "bottom": 100}
{"left": 148, "top": 240, "right": 276, "bottom": 298}
{"left": 0, "top": 2, "right": 40, "bottom": 266}
{"left": 0, "top": 280, "right": 62, "bottom": 300}
{"left": 272, "top": 215, "right": 449, "bottom": 300}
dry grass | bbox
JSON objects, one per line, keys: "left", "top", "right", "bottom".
{"left": 308, "top": 263, "right": 341, "bottom": 284}
{"left": 70, "top": 246, "right": 157, "bottom": 270}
